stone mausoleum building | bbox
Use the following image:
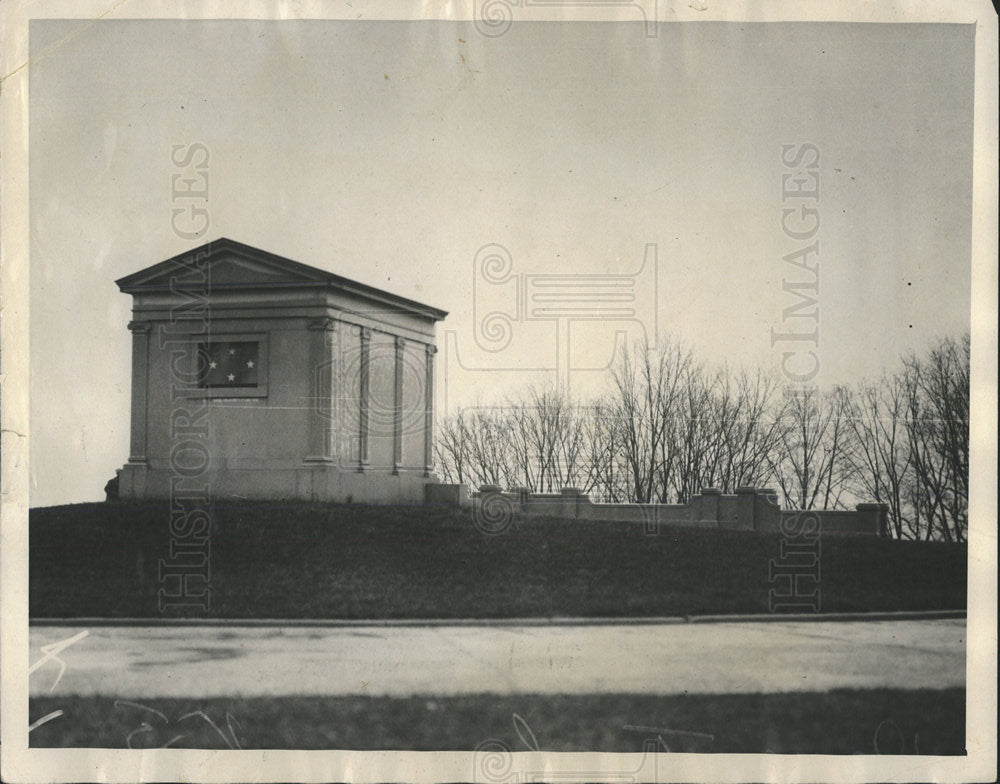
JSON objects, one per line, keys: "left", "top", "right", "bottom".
{"left": 115, "top": 238, "right": 447, "bottom": 504}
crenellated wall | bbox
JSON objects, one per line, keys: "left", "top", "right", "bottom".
{"left": 454, "top": 485, "right": 886, "bottom": 536}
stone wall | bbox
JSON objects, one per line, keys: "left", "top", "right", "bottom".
{"left": 459, "top": 485, "right": 885, "bottom": 536}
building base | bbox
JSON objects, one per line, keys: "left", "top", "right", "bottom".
{"left": 117, "top": 462, "right": 435, "bottom": 505}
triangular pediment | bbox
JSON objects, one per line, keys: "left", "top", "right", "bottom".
{"left": 203, "top": 253, "right": 323, "bottom": 286}
{"left": 116, "top": 238, "right": 336, "bottom": 293}
{"left": 116, "top": 237, "right": 448, "bottom": 321}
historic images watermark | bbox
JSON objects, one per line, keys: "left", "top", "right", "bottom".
{"left": 768, "top": 510, "right": 821, "bottom": 612}
{"left": 170, "top": 142, "right": 210, "bottom": 241}
{"left": 451, "top": 242, "right": 660, "bottom": 535}
{"left": 472, "top": 713, "right": 669, "bottom": 782}
{"left": 769, "top": 142, "right": 822, "bottom": 612}
{"left": 473, "top": 485, "right": 519, "bottom": 536}
{"left": 450, "top": 242, "right": 659, "bottom": 536}
{"left": 772, "top": 142, "right": 820, "bottom": 384}
{"left": 467, "top": 242, "right": 659, "bottom": 388}
{"left": 474, "top": 0, "right": 659, "bottom": 38}
{"left": 158, "top": 143, "right": 212, "bottom": 613}
{"left": 312, "top": 324, "right": 435, "bottom": 476}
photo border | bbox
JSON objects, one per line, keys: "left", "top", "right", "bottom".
{"left": 2, "top": 1, "right": 996, "bottom": 782}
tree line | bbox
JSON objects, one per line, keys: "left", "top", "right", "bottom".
{"left": 435, "top": 333, "right": 969, "bottom": 541}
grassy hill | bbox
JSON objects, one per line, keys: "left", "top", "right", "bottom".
{"left": 29, "top": 501, "right": 967, "bottom": 619}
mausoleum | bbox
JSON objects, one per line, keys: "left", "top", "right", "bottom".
{"left": 115, "top": 238, "right": 447, "bottom": 503}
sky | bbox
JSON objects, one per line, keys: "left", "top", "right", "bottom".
{"left": 28, "top": 19, "right": 974, "bottom": 507}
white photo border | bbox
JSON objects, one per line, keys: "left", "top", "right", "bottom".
{"left": 2, "top": 1, "right": 996, "bottom": 782}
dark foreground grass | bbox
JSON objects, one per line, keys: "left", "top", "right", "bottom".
{"left": 29, "top": 689, "right": 965, "bottom": 753}
{"left": 30, "top": 501, "right": 966, "bottom": 619}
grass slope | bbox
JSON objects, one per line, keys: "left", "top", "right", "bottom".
{"left": 30, "top": 502, "right": 966, "bottom": 619}
{"left": 29, "top": 689, "right": 965, "bottom": 753}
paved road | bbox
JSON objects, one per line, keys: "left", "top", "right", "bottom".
{"left": 29, "top": 619, "right": 965, "bottom": 698}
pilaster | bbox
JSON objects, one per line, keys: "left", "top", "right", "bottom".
{"left": 127, "top": 320, "right": 152, "bottom": 464}
{"left": 358, "top": 326, "right": 371, "bottom": 472}
{"left": 424, "top": 343, "right": 437, "bottom": 476}
{"left": 393, "top": 336, "right": 405, "bottom": 474}
{"left": 304, "top": 317, "right": 338, "bottom": 464}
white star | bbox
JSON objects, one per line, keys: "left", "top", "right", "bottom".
{"left": 227, "top": 373, "right": 236, "bottom": 381}
{"left": 246, "top": 360, "right": 254, "bottom": 368}
{"left": 228, "top": 348, "right": 236, "bottom": 355}
{"left": 209, "top": 360, "right": 218, "bottom": 369}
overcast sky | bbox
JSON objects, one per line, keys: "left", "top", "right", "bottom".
{"left": 29, "top": 20, "right": 974, "bottom": 507}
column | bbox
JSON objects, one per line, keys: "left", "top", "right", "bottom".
{"left": 358, "top": 327, "right": 371, "bottom": 472}
{"left": 392, "top": 336, "right": 405, "bottom": 474}
{"left": 424, "top": 344, "right": 437, "bottom": 477}
{"left": 127, "top": 320, "right": 151, "bottom": 464}
{"left": 304, "top": 318, "right": 337, "bottom": 463}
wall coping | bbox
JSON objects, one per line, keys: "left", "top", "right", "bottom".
{"left": 472, "top": 485, "right": 880, "bottom": 536}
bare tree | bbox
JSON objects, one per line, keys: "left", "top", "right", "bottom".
{"left": 667, "top": 365, "right": 790, "bottom": 499}
{"left": 435, "top": 407, "right": 517, "bottom": 489}
{"left": 579, "top": 397, "right": 629, "bottom": 502}
{"left": 606, "top": 338, "right": 693, "bottom": 503}
{"left": 902, "top": 334, "right": 969, "bottom": 542}
{"left": 435, "top": 409, "right": 471, "bottom": 486}
{"left": 504, "top": 384, "right": 589, "bottom": 493}
{"left": 667, "top": 360, "right": 718, "bottom": 503}
{"left": 843, "top": 375, "right": 914, "bottom": 538}
{"left": 714, "top": 367, "right": 789, "bottom": 491}
{"left": 770, "top": 385, "right": 852, "bottom": 510}
{"left": 438, "top": 331, "right": 969, "bottom": 544}
{"left": 439, "top": 386, "right": 597, "bottom": 495}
